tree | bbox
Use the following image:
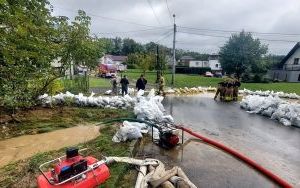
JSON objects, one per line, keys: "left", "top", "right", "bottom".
{"left": 219, "top": 31, "right": 268, "bottom": 79}
{"left": 122, "top": 38, "right": 144, "bottom": 55}
{"left": 0, "top": 0, "right": 59, "bottom": 112}
{"left": 0, "top": 1, "right": 104, "bottom": 112}
{"left": 137, "top": 53, "right": 155, "bottom": 75}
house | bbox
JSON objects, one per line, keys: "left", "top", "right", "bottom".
{"left": 100, "top": 55, "right": 127, "bottom": 71}
{"left": 208, "top": 54, "right": 222, "bottom": 71}
{"left": 179, "top": 56, "right": 194, "bottom": 66}
{"left": 180, "top": 54, "right": 222, "bottom": 72}
{"left": 268, "top": 42, "right": 300, "bottom": 82}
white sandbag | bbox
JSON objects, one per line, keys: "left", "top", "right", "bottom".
{"left": 241, "top": 95, "right": 300, "bottom": 127}
{"left": 112, "top": 123, "right": 143, "bottom": 143}
{"left": 105, "top": 90, "right": 112, "bottom": 95}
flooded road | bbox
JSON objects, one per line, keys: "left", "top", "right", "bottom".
{"left": 0, "top": 125, "right": 100, "bottom": 167}
{"left": 140, "top": 95, "right": 300, "bottom": 187}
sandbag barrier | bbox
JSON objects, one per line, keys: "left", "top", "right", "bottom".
{"left": 165, "top": 86, "right": 217, "bottom": 95}
{"left": 240, "top": 95, "right": 300, "bottom": 128}
{"left": 239, "top": 88, "right": 300, "bottom": 100}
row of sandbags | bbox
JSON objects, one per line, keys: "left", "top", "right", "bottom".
{"left": 240, "top": 95, "right": 300, "bottom": 127}
{"left": 38, "top": 91, "right": 136, "bottom": 109}
{"left": 166, "top": 86, "right": 217, "bottom": 95}
{"left": 239, "top": 88, "right": 300, "bottom": 99}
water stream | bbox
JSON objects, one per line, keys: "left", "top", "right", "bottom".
{"left": 0, "top": 125, "right": 100, "bottom": 167}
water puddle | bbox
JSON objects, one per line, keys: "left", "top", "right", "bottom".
{"left": 0, "top": 125, "right": 100, "bottom": 167}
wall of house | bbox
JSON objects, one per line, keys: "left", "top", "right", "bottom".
{"left": 189, "top": 60, "right": 208, "bottom": 67}
{"left": 287, "top": 70, "right": 300, "bottom": 82}
{"left": 284, "top": 48, "right": 300, "bottom": 66}
{"left": 208, "top": 59, "right": 222, "bottom": 71}
{"left": 268, "top": 70, "right": 300, "bottom": 82}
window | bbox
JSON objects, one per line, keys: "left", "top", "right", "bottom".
{"left": 215, "top": 64, "right": 219, "bottom": 68}
{"left": 298, "top": 74, "right": 300, "bottom": 81}
{"left": 294, "top": 58, "right": 299, "bottom": 65}
{"left": 195, "top": 62, "right": 199, "bottom": 66}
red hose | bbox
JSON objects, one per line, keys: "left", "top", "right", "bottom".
{"left": 176, "top": 125, "right": 293, "bottom": 188}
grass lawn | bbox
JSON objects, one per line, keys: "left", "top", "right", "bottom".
{"left": 89, "top": 76, "right": 111, "bottom": 88}
{"left": 0, "top": 107, "right": 134, "bottom": 140}
{"left": 122, "top": 69, "right": 300, "bottom": 95}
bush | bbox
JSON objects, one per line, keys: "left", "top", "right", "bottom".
{"left": 62, "top": 75, "right": 89, "bottom": 94}
{"left": 47, "top": 79, "right": 64, "bottom": 95}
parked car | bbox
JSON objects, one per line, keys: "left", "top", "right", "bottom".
{"left": 204, "top": 71, "right": 213, "bottom": 77}
{"left": 214, "top": 72, "right": 222, "bottom": 78}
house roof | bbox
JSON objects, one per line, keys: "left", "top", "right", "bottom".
{"left": 279, "top": 42, "right": 300, "bottom": 67}
{"left": 180, "top": 56, "right": 194, "bottom": 60}
{"left": 106, "top": 55, "right": 127, "bottom": 62}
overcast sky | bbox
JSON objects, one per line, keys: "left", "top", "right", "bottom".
{"left": 49, "top": 0, "right": 300, "bottom": 55}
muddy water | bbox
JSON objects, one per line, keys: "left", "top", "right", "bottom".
{"left": 140, "top": 94, "right": 300, "bottom": 187}
{"left": 0, "top": 125, "right": 100, "bottom": 167}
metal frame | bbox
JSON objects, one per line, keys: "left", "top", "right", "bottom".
{"left": 38, "top": 148, "right": 105, "bottom": 186}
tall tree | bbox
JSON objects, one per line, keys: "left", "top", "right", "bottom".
{"left": 0, "top": 0, "right": 58, "bottom": 111}
{"left": 122, "top": 38, "right": 144, "bottom": 55}
{"left": 219, "top": 31, "right": 268, "bottom": 78}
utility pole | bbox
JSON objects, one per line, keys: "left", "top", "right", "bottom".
{"left": 171, "top": 14, "right": 176, "bottom": 87}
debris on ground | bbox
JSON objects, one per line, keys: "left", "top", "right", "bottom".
{"left": 240, "top": 95, "right": 300, "bottom": 127}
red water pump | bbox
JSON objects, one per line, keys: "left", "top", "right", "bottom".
{"left": 158, "top": 131, "right": 180, "bottom": 149}
{"left": 37, "top": 148, "right": 110, "bottom": 188}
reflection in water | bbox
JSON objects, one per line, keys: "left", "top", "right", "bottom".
{"left": 139, "top": 95, "right": 300, "bottom": 187}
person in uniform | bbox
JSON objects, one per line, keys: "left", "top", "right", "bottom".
{"left": 158, "top": 74, "right": 165, "bottom": 95}
{"left": 225, "top": 79, "right": 234, "bottom": 101}
{"left": 214, "top": 81, "right": 225, "bottom": 101}
{"left": 233, "top": 78, "right": 241, "bottom": 101}
{"left": 111, "top": 77, "right": 118, "bottom": 95}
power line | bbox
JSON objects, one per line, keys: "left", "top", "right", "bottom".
{"left": 155, "top": 30, "right": 173, "bottom": 43}
{"left": 97, "top": 27, "right": 171, "bottom": 35}
{"left": 165, "top": 0, "right": 173, "bottom": 24}
{"left": 178, "top": 26, "right": 300, "bottom": 37}
{"left": 146, "top": 0, "right": 161, "bottom": 25}
{"left": 178, "top": 31, "right": 299, "bottom": 43}
{"left": 54, "top": 6, "right": 167, "bottom": 28}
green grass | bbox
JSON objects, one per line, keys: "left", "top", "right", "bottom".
{"left": 89, "top": 77, "right": 111, "bottom": 88}
{"left": 0, "top": 126, "right": 135, "bottom": 188}
{"left": 0, "top": 107, "right": 134, "bottom": 140}
{"left": 123, "top": 69, "right": 300, "bottom": 95}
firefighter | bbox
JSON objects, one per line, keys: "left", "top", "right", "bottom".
{"left": 214, "top": 81, "right": 224, "bottom": 100}
{"left": 233, "top": 78, "right": 241, "bottom": 101}
{"left": 111, "top": 77, "right": 118, "bottom": 95}
{"left": 158, "top": 74, "right": 165, "bottom": 95}
{"left": 225, "top": 79, "right": 234, "bottom": 101}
